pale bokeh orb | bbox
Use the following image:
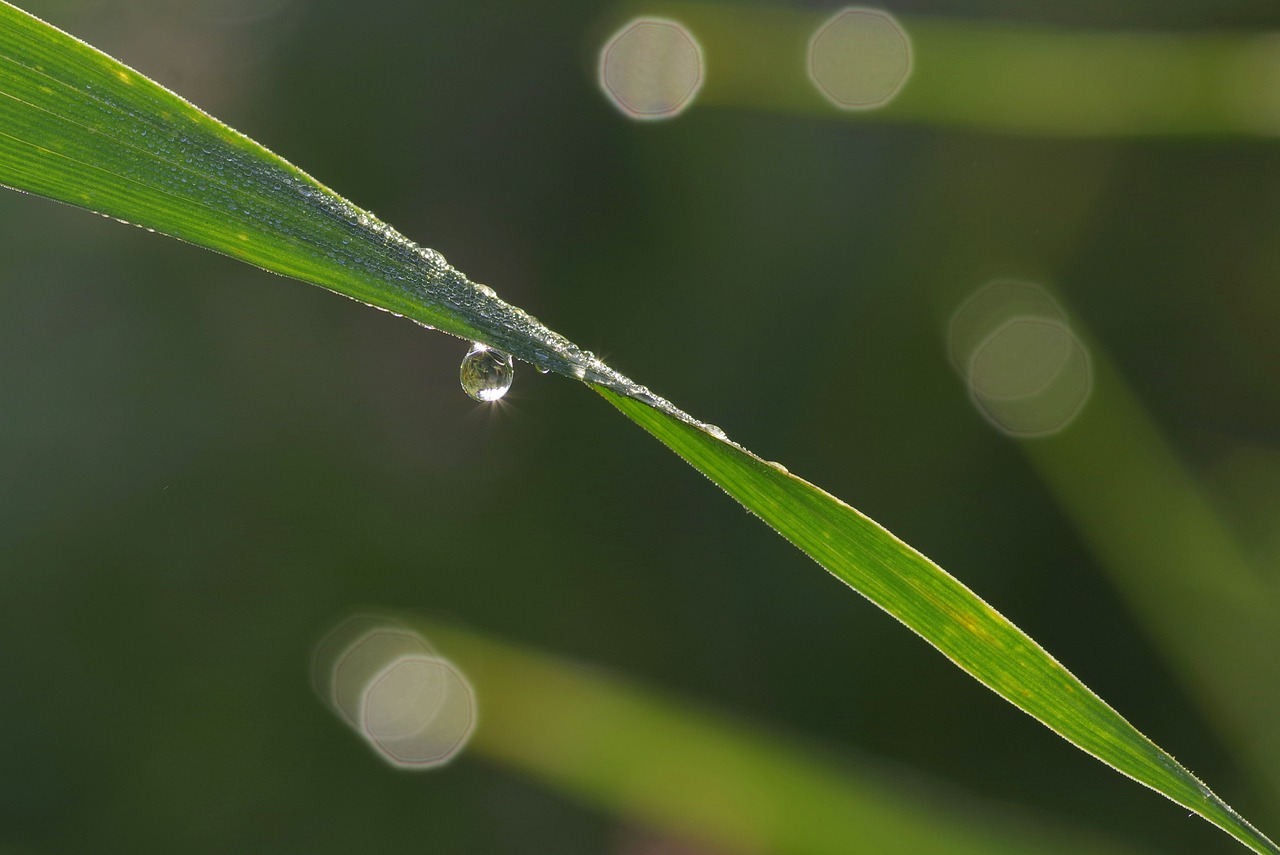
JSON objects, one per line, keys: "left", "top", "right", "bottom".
{"left": 949, "top": 280, "right": 1093, "bottom": 437}
{"left": 599, "top": 18, "right": 704, "bottom": 120}
{"left": 312, "top": 614, "right": 476, "bottom": 769}
{"left": 807, "top": 8, "right": 912, "bottom": 110}
{"left": 361, "top": 655, "right": 476, "bottom": 768}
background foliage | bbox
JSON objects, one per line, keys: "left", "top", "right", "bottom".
{"left": 2, "top": 0, "right": 1279, "bottom": 852}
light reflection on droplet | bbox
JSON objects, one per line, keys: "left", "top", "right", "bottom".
{"left": 807, "top": 7, "right": 912, "bottom": 110}
{"left": 312, "top": 614, "right": 477, "bottom": 770}
{"left": 599, "top": 17, "right": 704, "bottom": 120}
{"left": 949, "top": 280, "right": 1093, "bottom": 438}
{"left": 460, "top": 342, "right": 514, "bottom": 402}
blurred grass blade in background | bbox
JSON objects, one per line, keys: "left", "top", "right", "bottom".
{"left": 628, "top": 1, "right": 1280, "bottom": 137}
{"left": 0, "top": 1, "right": 1276, "bottom": 851}
{"left": 929, "top": 214, "right": 1280, "bottom": 811}
{"left": 418, "top": 617, "right": 1154, "bottom": 855}
{"left": 1018, "top": 322, "right": 1280, "bottom": 804}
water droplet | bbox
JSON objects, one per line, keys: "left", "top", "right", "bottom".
{"left": 459, "top": 343, "right": 514, "bottom": 402}
{"left": 627, "top": 384, "right": 661, "bottom": 407}
{"left": 475, "top": 284, "right": 496, "bottom": 299}
{"left": 530, "top": 349, "right": 552, "bottom": 373}
{"left": 703, "top": 424, "right": 727, "bottom": 440}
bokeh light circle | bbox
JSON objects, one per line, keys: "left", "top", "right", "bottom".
{"left": 361, "top": 655, "right": 476, "bottom": 768}
{"left": 599, "top": 17, "right": 704, "bottom": 120}
{"left": 949, "top": 280, "right": 1093, "bottom": 438}
{"left": 312, "top": 614, "right": 477, "bottom": 770}
{"left": 807, "top": 7, "right": 912, "bottom": 110}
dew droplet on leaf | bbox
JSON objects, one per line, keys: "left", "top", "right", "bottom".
{"left": 460, "top": 342, "right": 514, "bottom": 402}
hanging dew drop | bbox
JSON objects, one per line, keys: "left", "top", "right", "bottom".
{"left": 460, "top": 343, "right": 514, "bottom": 402}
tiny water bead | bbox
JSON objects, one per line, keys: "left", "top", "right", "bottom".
{"left": 460, "top": 342, "right": 514, "bottom": 402}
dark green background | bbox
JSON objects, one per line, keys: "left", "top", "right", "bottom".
{"left": 2, "top": 0, "right": 1279, "bottom": 852}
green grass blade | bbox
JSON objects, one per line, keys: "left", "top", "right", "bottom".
{"left": 0, "top": 1, "right": 1275, "bottom": 851}
{"left": 420, "top": 618, "right": 1153, "bottom": 855}
{"left": 597, "top": 386, "right": 1279, "bottom": 855}
{"left": 0, "top": 0, "right": 640, "bottom": 394}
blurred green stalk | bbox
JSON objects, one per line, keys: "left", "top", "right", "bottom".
{"left": 1021, "top": 335, "right": 1280, "bottom": 810}
{"left": 621, "top": 1, "right": 1280, "bottom": 137}
{"left": 421, "top": 619, "right": 1150, "bottom": 855}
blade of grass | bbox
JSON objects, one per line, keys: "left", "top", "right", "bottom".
{"left": 0, "top": 0, "right": 668, "bottom": 403}
{"left": 597, "top": 387, "right": 1279, "bottom": 855}
{"left": 0, "top": 2, "right": 1274, "bottom": 850}
{"left": 420, "top": 618, "right": 1153, "bottom": 855}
